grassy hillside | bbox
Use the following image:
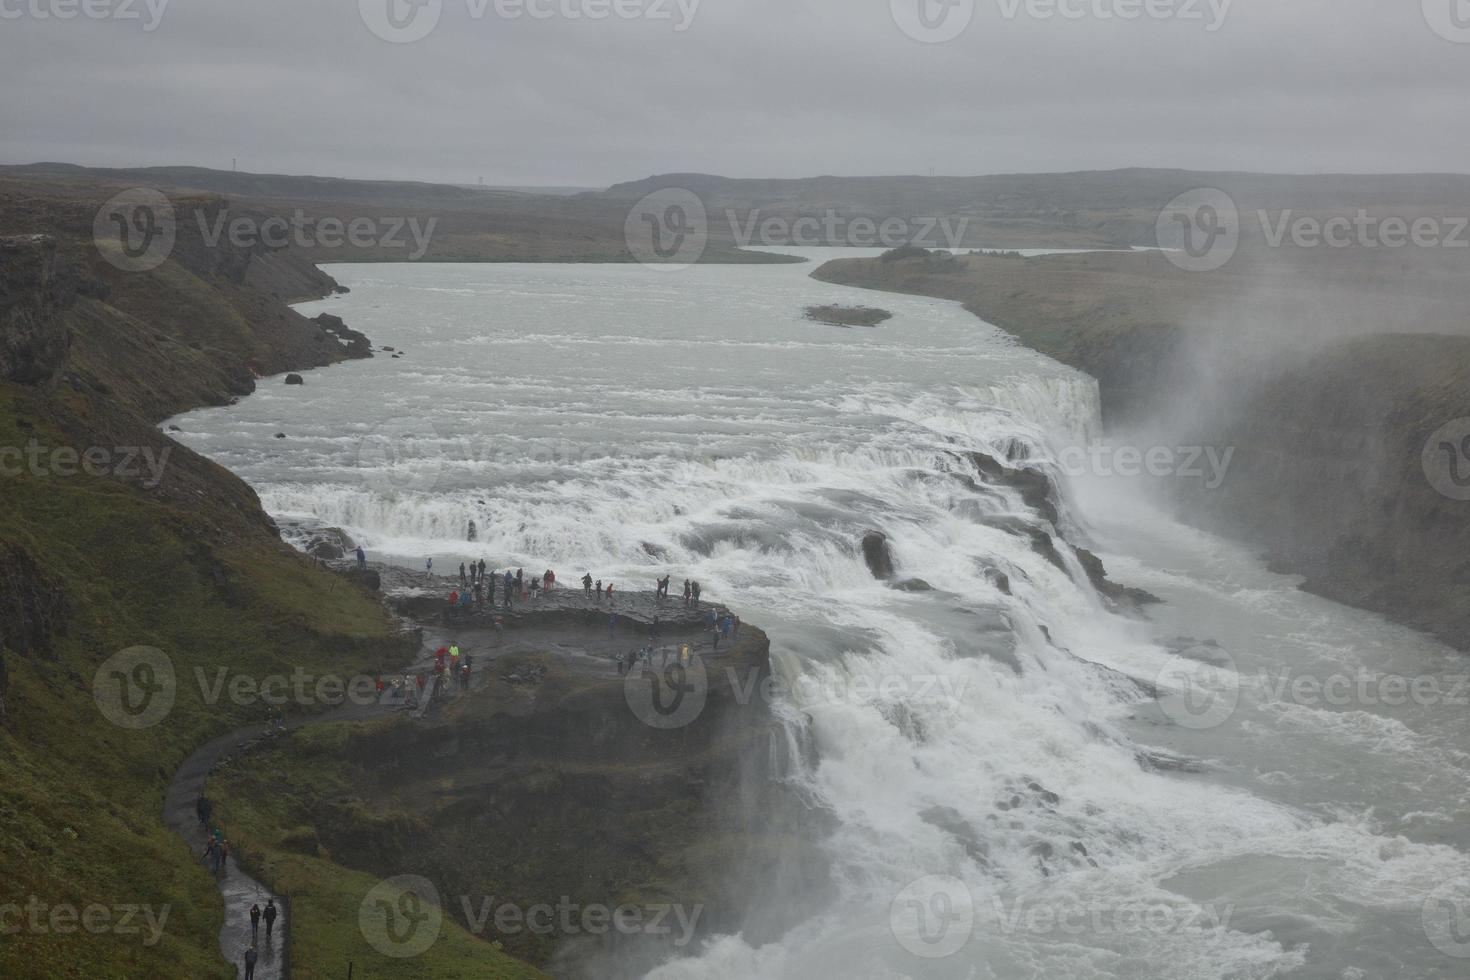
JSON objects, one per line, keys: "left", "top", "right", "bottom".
{"left": 0, "top": 182, "right": 540, "bottom": 976}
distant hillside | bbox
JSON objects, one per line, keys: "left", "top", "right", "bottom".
{"left": 1, "top": 162, "right": 500, "bottom": 208}
{"left": 601, "top": 169, "right": 1470, "bottom": 212}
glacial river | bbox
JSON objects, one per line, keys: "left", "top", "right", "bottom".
{"left": 169, "top": 249, "right": 1470, "bottom": 979}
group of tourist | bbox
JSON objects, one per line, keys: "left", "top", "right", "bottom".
{"left": 433, "top": 644, "right": 476, "bottom": 692}
{"left": 445, "top": 565, "right": 561, "bottom": 611}
{"left": 196, "top": 794, "right": 279, "bottom": 979}
{"left": 241, "top": 899, "right": 278, "bottom": 978}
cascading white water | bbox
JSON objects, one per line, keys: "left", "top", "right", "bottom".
{"left": 169, "top": 251, "right": 1470, "bottom": 979}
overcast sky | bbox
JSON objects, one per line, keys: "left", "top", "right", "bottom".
{"left": 3, "top": 0, "right": 1467, "bottom": 186}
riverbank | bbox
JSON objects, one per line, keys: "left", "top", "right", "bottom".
{"left": 1, "top": 184, "right": 418, "bottom": 979}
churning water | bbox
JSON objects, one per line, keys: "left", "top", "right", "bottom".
{"left": 169, "top": 250, "right": 1470, "bottom": 979}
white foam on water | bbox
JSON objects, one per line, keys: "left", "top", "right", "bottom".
{"left": 167, "top": 255, "right": 1470, "bottom": 979}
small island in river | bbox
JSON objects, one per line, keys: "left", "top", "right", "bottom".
{"left": 804, "top": 304, "right": 893, "bottom": 328}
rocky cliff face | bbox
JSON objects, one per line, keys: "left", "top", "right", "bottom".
{"left": 0, "top": 235, "right": 75, "bottom": 384}
{"left": 1164, "top": 334, "right": 1470, "bottom": 647}
{"left": 213, "top": 626, "right": 831, "bottom": 977}
{"left": 814, "top": 250, "right": 1470, "bottom": 650}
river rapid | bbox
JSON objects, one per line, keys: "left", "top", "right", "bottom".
{"left": 168, "top": 248, "right": 1470, "bottom": 979}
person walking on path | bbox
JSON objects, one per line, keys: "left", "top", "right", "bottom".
{"left": 263, "top": 899, "right": 278, "bottom": 940}
{"left": 196, "top": 794, "right": 212, "bottom": 830}
{"left": 244, "top": 945, "right": 257, "bottom": 980}
{"left": 249, "top": 903, "right": 260, "bottom": 938}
